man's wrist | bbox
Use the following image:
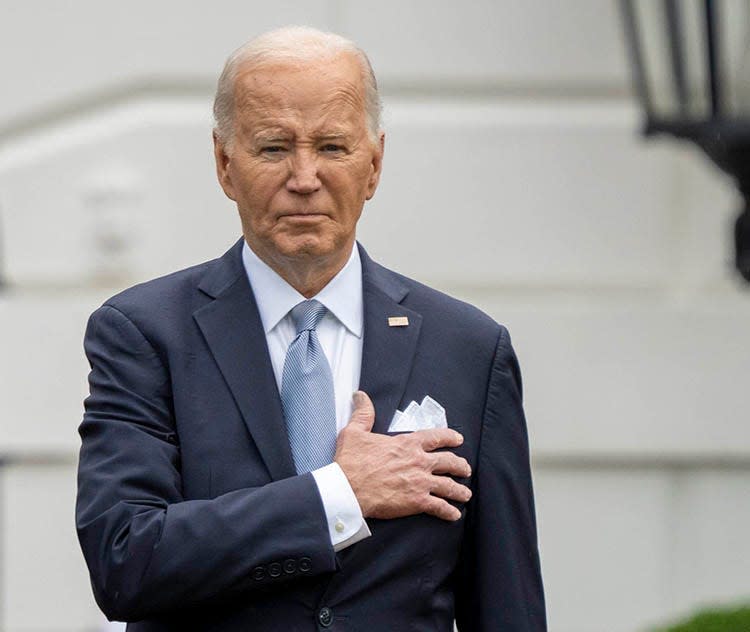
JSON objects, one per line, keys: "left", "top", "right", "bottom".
{"left": 311, "top": 463, "right": 371, "bottom": 552}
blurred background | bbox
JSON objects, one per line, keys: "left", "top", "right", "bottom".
{"left": 0, "top": 1, "right": 748, "bottom": 630}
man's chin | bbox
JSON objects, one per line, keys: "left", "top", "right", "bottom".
{"left": 244, "top": 229, "right": 353, "bottom": 270}
{"left": 274, "top": 237, "right": 339, "bottom": 261}
{"left": 274, "top": 233, "right": 348, "bottom": 260}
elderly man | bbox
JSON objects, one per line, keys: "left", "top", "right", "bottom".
{"left": 76, "top": 26, "right": 546, "bottom": 631}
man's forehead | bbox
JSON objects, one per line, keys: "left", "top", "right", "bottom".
{"left": 242, "top": 107, "right": 363, "bottom": 141}
{"left": 233, "top": 53, "right": 365, "bottom": 100}
{"left": 232, "top": 57, "right": 367, "bottom": 133}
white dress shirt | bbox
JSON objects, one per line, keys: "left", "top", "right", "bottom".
{"left": 242, "top": 241, "right": 371, "bottom": 551}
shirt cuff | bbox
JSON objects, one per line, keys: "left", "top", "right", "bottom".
{"left": 311, "top": 463, "right": 371, "bottom": 552}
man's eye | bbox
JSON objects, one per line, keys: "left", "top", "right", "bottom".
{"left": 262, "top": 146, "right": 285, "bottom": 153}
{"left": 321, "top": 144, "right": 344, "bottom": 153}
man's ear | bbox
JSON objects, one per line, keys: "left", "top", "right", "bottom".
{"left": 365, "top": 131, "right": 385, "bottom": 200}
{"left": 213, "top": 132, "right": 236, "bottom": 201}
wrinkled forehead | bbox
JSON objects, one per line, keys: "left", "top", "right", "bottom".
{"left": 232, "top": 52, "right": 367, "bottom": 120}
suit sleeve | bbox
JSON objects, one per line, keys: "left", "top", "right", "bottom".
{"left": 75, "top": 305, "right": 338, "bottom": 621}
{"left": 454, "top": 326, "right": 547, "bottom": 631}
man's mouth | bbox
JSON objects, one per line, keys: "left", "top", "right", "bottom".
{"left": 279, "top": 212, "right": 328, "bottom": 219}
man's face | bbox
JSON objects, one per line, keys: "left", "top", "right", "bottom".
{"left": 214, "top": 53, "right": 384, "bottom": 270}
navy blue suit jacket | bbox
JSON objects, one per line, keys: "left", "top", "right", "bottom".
{"left": 76, "top": 239, "right": 546, "bottom": 630}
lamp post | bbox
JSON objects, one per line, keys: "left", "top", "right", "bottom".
{"left": 620, "top": 0, "right": 750, "bottom": 282}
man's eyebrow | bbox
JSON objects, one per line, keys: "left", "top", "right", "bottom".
{"left": 316, "top": 132, "right": 350, "bottom": 141}
{"left": 252, "top": 132, "right": 290, "bottom": 143}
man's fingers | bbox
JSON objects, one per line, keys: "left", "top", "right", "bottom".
{"left": 429, "top": 475, "right": 472, "bottom": 505}
{"left": 347, "top": 390, "right": 376, "bottom": 432}
{"left": 416, "top": 428, "right": 464, "bottom": 452}
{"left": 431, "top": 452, "right": 471, "bottom": 478}
{"left": 422, "top": 495, "right": 463, "bottom": 522}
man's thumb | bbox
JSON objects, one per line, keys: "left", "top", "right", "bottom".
{"left": 348, "top": 390, "right": 375, "bottom": 431}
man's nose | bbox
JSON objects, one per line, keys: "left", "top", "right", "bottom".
{"left": 286, "top": 150, "right": 321, "bottom": 194}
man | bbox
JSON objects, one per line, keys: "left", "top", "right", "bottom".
{"left": 76, "top": 26, "right": 546, "bottom": 631}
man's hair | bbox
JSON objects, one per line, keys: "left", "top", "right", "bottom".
{"left": 213, "top": 25, "right": 382, "bottom": 148}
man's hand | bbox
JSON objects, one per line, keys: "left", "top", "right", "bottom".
{"left": 335, "top": 391, "right": 472, "bottom": 521}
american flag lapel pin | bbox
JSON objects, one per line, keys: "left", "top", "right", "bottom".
{"left": 388, "top": 316, "right": 409, "bottom": 327}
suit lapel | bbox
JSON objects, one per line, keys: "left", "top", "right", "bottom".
{"left": 358, "top": 245, "right": 423, "bottom": 435}
{"left": 193, "top": 239, "right": 297, "bottom": 481}
{"left": 334, "top": 246, "right": 423, "bottom": 570}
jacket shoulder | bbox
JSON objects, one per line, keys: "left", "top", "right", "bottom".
{"left": 102, "top": 259, "right": 213, "bottom": 314}
{"left": 99, "top": 237, "right": 243, "bottom": 320}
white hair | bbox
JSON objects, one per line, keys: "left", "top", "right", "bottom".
{"left": 213, "top": 26, "right": 382, "bottom": 147}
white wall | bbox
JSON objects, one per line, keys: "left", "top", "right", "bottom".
{"left": 1, "top": 2, "right": 749, "bottom": 631}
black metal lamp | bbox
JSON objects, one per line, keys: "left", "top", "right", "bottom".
{"left": 620, "top": 0, "right": 750, "bottom": 282}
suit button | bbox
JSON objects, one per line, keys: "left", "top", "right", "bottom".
{"left": 268, "top": 562, "right": 282, "bottom": 578}
{"left": 251, "top": 566, "right": 265, "bottom": 581}
{"left": 318, "top": 607, "right": 333, "bottom": 628}
{"left": 298, "top": 556, "right": 312, "bottom": 573}
{"left": 283, "top": 558, "right": 296, "bottom": 574}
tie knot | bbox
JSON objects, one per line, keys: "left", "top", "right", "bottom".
{"left": 290, "top": 300, "right": 327, "bottom": 334}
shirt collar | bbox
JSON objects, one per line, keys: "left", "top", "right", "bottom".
{"left": 242, "top": 240, "right": 363, "bottom": 338}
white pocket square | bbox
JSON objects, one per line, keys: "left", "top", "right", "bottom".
{"left": 388, "top": 396, "right": 447, "bottom": 431}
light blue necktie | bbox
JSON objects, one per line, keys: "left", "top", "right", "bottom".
{"left": 281, "top": 300, "right": 337, "bottom": 474}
